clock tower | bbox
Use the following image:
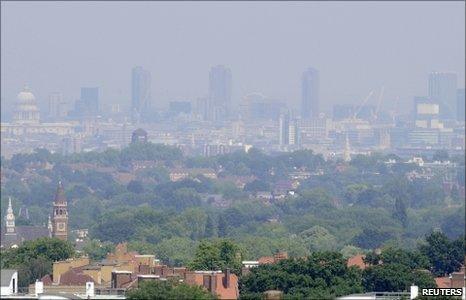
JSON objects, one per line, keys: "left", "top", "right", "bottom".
{"left": 4, "top": 197, "right": 16, "bottom": 235}
{"left": 52, "top": 181, "right": 68, "bottom": 241}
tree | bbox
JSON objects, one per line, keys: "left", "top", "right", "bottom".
{"left": 92, "top": 213, "right": 136, "bottom": 243}
{"left": 126, "top": 280, "right": 215, "bottom": 300}
{"left": 82, "top": 240, "right": 115, "bottom": 260}
{"left": 240, "top": 252, "right": 363, "bottom": 298}
{"left": 362, "top": 264, "right": 435, "bottom": 292}
{"left": 217, "top": 215, "right": 228, "bottom": 238}
{"left": 364, "top": 247, "right": 430, "bottom": 270}
{"left": 189, "top": 240, "right": 242, "bottom": 274}
{"left": 243, "top": 179, "right": 270, "bottom": 193}
{"left": 189, "top": 240, "right": 222, "bottom": 271}
{"left": 393, "top": 197, "right": 408, "bottom": 227}
{"left": 17, "top": 257, "right": 51, "bottom": 288}
{"left": 127, "top": 180, "right": 144, "bottom": 194}
{"left": 419, "top": 232, "right": 464, "bottom": 276}
{"left": 154, "top": 237, "right": 198, "bottom": 266}
{"left": 352, "top": 228, "right": 394, "bottom": 250}
{"left": 1, "top": 238, "right": 74, "bottom": 287}
{"left": 300, "top": 226, "right": 338, "bottom": 252}
{"left": 181, "top": 208, "right": 207, "bottom": 240}
{"left": 204, "top": 215, "right": 215, "bottom": 238}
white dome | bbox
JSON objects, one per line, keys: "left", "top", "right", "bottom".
{"left": 17, "top": 87, "right": 36, "bottom": 103}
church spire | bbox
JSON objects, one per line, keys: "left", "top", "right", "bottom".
{"left": 54, "top": 180, "right": 66, "bottom": 204}
{"left": 52, "top": 181, "right": 68, "bottom": 241}
{"left": 5, "top": 197, "right": 16, "bottom": 235}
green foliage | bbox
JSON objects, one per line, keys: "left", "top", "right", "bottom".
{"left": 240, "top": 252, "right": 363, "bottom": 298}
{"left": 340, "top": 245, "right": 364, "bottom": 259}
{"left": 243, "top": 180, "right": 270, "bottom": 193}
{"left": 419, "top": 232, "right": 465, "bottom": 276}
{"left": 126, "top": 280, "right": 216, "bottom": 300}
{"left": 2, "top": 145, "right": 463, "bottom": 296}
{"left": 137, "top": 166, "right": 170, "bottom": 184}
{"left": 82, "top": 239, "right": 115, "bottom": 260}
{"left": 393, "top": 197, "right": 408, "bottom": 227}
{"left": 1, "top": 238, "right": 74, "bottom": 287}
{"left": 121, "top": 142, "right": 183, "bottom": 164}
{"left": 362, "top": 264, "right": 435, "bottom": 292}
{"left": 352, "top": 228, "right": 395, "bottom": 249}
{"left": 300, "top": 225, "right": 338, "bottom": 252}
{"left": 127, "top": 180, "right": 145, "bottom": 194}
{"left": 154, "top": 237, "right": 199, "bottom": 266}
{"left": 189, "top": 239, "right": 243, "bottom": 274}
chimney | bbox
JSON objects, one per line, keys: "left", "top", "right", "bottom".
{"left": 210, "top": 272, "right": 217, "bottom": 294}
{"left": 223, "top": 268, "right": 231, "bottom": 288}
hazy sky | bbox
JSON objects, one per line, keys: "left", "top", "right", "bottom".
{"left": 1, "top": 1, "right": 465, "bottom": 114}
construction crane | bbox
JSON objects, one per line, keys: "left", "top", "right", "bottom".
{"left": 352, "top": 90, "right": 374, "bottom": 121}
{"left": 371, "top": 86, "right": 385, "bottom": 122}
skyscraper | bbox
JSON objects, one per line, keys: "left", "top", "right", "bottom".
{"left": 428, "top": 72, "right": 457, "bottom": 120}
{"left": 48, "top": 93, "right": 67, "bottom": 120}
{"left": 301, "top": 68, "right": 319, "bottom": 119}
{"left": 209, "top": 65, "right": 232, "bottom": 121}
{"left": 131, "top": 66, "right": 151, "bottom": 123}
{"left": 279, "top": 112, "right": 290, "bottom": 146}
{"left": 74, "top": 87, "right": 99, "bottom": 117}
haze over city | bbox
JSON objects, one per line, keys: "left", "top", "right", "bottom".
{"left": 1, "top": 1, "right": 464, "bottom": 115}
{"left": 1, "top": 2, "right": 465, "bottom": 299}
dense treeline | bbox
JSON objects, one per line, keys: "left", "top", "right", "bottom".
{"left": 1, "top": 145, "right": 464, "bottom": 267}
{"left": 240, "top": 232, "right": 463, "bottom": 298}
{"left": 0, "top": 238, "right": 74, "bottom": 287}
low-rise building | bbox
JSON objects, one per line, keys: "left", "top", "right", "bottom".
{"left": 0, "top": 269, "right": 18, "bottom": 297}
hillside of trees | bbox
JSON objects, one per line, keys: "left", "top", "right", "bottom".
{"left": 1, "top": 144, "right": 464, "bottom": 266}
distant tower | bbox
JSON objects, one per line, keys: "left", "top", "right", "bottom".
{"left": 301, "top": 68, "right": 320, "bottom": 120}
{"left": 428, "top": 72, "right": 457, "bottom": 120}
{"left": 209, "top": 65, "right": 232, "bottom": 122}
{"left": 132, "top": 66, "right": 151, "bottom": 123}
{"left": 52, "top": 181, "right": 68, "bottom": 241}
{"left": 4, "top": 198, "right": 16, "bottom": 235}
{"left": 343, "top": 134, "right": 351, "bottom": 162}
{"left": 279, "top": 112, "right": 290, "bottom": 147}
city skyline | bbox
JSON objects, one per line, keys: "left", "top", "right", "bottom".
{"left": 1, "top": 2, "right": 464, "bottom": 115}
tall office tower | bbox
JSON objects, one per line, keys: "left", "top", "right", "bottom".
{"left": 279, "top": 113, "right": 290, "bottom": 146}
{"left": 75, "top": 87, "right": 99, "bottom": 117}
{"left": 48, "top": 93, "right": 67, "bottom": 119}
{"left": 428, "top": 72, "right": 457, "bottom": 120}
{"left": 301, "top": 68, "right": 320, "bottom": 119}
{"left": 209, "top": 65, "right": 232, "bottom": 122}
{"left": 457, "top": 89, "right": 465, "bottom": 122}
{"left": 131, "top": 66, "right": 151, "bottom": 123}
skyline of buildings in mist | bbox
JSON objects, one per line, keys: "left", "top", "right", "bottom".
{"left": 2, "top": 66, "right": 465, "bottom": 123}
{"left": 1, "top": 2, "right": 464, "bottom": 116}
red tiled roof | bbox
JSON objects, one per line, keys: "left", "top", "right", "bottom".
{"left": 435, "top": 277, "right": 450, "bottom": 288}
{"left": 258, "top": 256, "right": 275, "bottom": 265}
{"left": 347, "top": 254, "right": 366, "bottom": 270}
{"left": 60, "top": 269, "right": 95, "bottom": 285}
{"left": 41, "top": 274, "right": 53, "bottom": 286}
